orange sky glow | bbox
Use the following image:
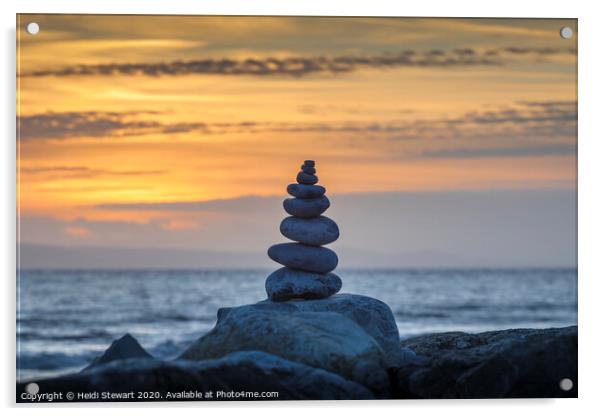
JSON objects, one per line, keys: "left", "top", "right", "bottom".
{"left": 16, "top": 15, "right": 577, "bottom": 254}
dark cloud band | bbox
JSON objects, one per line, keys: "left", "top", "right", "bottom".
{"left": 20, "top": 47, "right": 574, "bottom": 79}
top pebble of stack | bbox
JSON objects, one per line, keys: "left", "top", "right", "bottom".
{"left": 296, "top": 160, "right": 319, "bottom": 185}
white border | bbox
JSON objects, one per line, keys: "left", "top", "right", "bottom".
{"left": 2, "top": 0, "right": 601, "bottom": 414}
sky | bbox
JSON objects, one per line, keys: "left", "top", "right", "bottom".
{"left": 16, "top": 15, "right": 577, "bottom": 268}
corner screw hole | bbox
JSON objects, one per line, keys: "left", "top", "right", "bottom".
{"left": 26, "top": 22, "right": 40, "bottom": 35}
{"left": 559, "top": 378, "right": 573, "bottom": 391}
{"left": 560, "top": 26, "right": 573, "bottom": 39}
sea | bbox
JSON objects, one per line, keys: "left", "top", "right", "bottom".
{"left": 16, "top": 268, "right": 577, "bottom": 382}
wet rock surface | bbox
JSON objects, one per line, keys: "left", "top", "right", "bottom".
{"left": 392, "top": 326, "right": 578, "bottom": 398}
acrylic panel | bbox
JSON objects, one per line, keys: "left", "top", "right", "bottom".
{"left": 16, "top": 14, "right": 577, "bottom": 402}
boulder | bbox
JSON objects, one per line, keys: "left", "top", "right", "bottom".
{"left": 393, "top": 326, "right": 578, "bottom": 399}
{"left": 267, "top": 243, "right": 338, "bottom": 273}
{"left": 82, "top": 333, "right": 154, "bottom": 371}
{"left": 283, "top": 196, "right": 330, "bottom": 218}
{"left": 179, "top": 304, "right": 390, "bottom": 394}
{"left": 265, "top": 267, "right": 342, "bottom": 301}
{"left": 260, "top": 294, "right": 401, "bottom": 357}
{"left": 18, "top": 351, "right": 373, "bottom": 401}
{"left": 287, "top": 184, "right": 326, "bottom": 199}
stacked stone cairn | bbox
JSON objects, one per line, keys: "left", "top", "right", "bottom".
{"left": 266, "top": 160, "right": 342, "bottom": 301}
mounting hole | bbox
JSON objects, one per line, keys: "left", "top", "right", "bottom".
{"left": 559, "top": 26, "right": 573, "bottom": 39}
{"left": 25, "top": 382, "right": 39, "bottom": 395}
{"left": 559, "top": 378, "right": 573, "bottom": 391}
{"left": 26, "top": 22, "right": 40, "bottom": 35}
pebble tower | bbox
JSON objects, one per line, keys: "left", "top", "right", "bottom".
{"left": 266, "top": 160, "right": 342, "bottom": 301}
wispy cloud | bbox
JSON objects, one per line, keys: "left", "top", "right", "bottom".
{"left": 18, "top": 100, "right": 576, "bottom": 145}
{"left": 20, "top": 165, "right": 167, "bottom": 178}
{"left": 18, "top": 111, "right": 219, "bottom": 140}
{"left": 421, "top": 144, "right": 575, "bottom": 159}
{"left": 498, "top": 47, "right": 576, "bottom": 55}
{"left": 411, "top": 101, "right": 577, "bottom": 158}
{"left": 457, "top": 101, "right": 577, "bottom": 125}
{"left": 18, "top": 110, "right": 427, "bottom": 141}
{"left": 95, "top": 195, "right": 278, "bottom": 212}
{"left": 18, "top": 111, "right": 164, "bottom": 140}
{"left": 20, "top": 47, "right": 574, "bottom": 79}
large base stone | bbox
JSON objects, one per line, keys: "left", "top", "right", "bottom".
{"left": 179, "top": 299, "right": 390, "bottom": 394}
{"left": 257, "top": 294, "right": 401, "bottom": 356}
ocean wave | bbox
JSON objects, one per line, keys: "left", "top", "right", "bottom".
{"left": 133, "top": 313, "right": 217, "bottom": 324}
{"left": 17, "top": 351, "right": 93, "bottom": 370}
{"left": 148, "top": 339, "right": 192, "bottom": 359}
{"left": 394, "top": 311, "right": 450, "bottom": 319}
{"left": 17, "top": 329, "right": 112, "bottom": 342}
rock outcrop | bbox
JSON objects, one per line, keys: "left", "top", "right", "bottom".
{"left": 19, "top": 351, "right": 373, "bottom": 401}
{"left": 82, "top": 333, "right": 154, "bottom": 372}
{"left": 392, "top": 326, "right": 578, "bottom": 399}
{"left": 17, "top": 326, "right": 577, "bottom": 401}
